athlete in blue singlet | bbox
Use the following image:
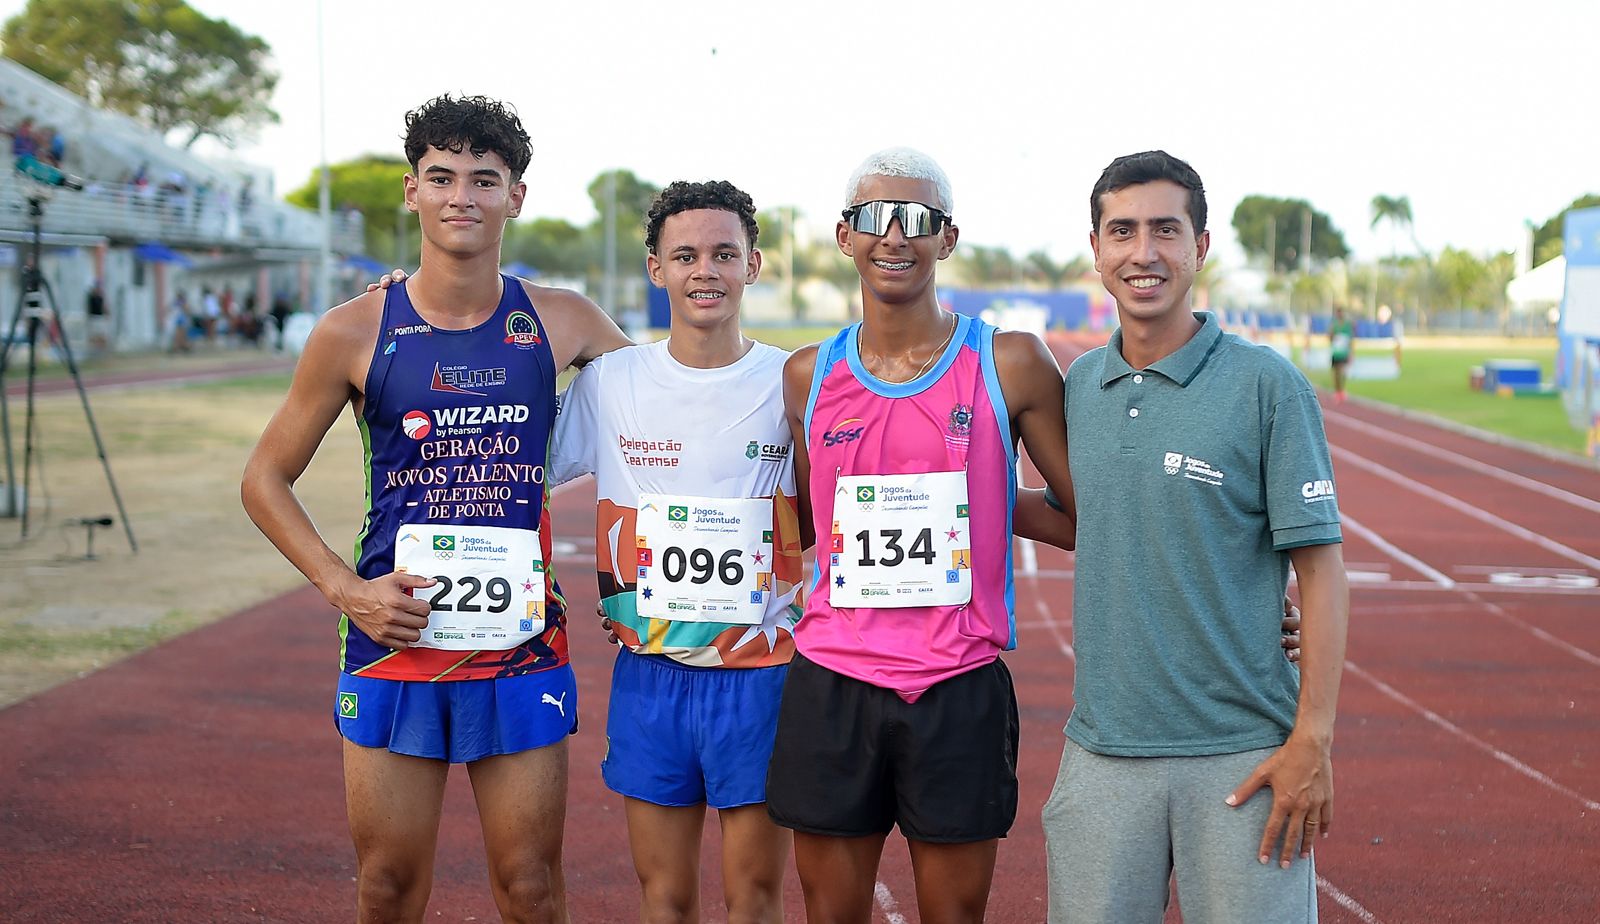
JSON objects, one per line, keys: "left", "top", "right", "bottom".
{"left": 243, "top": 95, "right": 628, "bottom": 923}
{"left": 345, "top": 275, "right": 568, "bottom": 686}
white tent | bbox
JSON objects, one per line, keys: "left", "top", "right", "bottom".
{"left": 1507, "top": 255, "right": 1566, "bottom": 312}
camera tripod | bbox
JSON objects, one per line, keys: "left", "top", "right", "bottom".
{"left": 0, "top": 193, "right": 136, "bottom": 552}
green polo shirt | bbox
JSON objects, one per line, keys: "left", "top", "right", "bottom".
{"left": 1049, "top": 312, "right": 1341, "bottom": 757}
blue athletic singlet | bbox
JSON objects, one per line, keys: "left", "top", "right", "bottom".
{"left": 344, "top": 275, "right": 568, "bottom": 681}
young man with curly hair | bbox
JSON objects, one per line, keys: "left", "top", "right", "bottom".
{"left": 548, "top": 179, "right": 800, "bottom": 924}
{"left": 242, "top": 94, "right": 629, "bottom": 923}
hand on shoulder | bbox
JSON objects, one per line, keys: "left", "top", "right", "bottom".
{"left": 364, "top": 269, "right": 409, "bottom": 293}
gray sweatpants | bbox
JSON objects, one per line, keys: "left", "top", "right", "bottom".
{"left": 1041, "top": 738, "right": 1318, "bottom": 924}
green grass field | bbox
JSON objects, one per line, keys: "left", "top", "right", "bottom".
{"left": 1301, "top": 340, "right": 1588, "bottom": 455}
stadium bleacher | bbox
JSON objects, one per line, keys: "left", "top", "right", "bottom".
{"left": 0, "top": 57, "right": 361, "bottom": 352}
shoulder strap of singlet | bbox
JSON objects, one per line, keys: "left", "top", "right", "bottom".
{"left": 502, "top": 275, "right": 556, "bottom": 389}
{"left": 802, "top": 324, "right": 856, "bottom": 445}
{"left": 363, "top": 282, "right": 409, "bottom": 415}
{"left": 974, "top": 317, "right": 1016, "bottom": 463}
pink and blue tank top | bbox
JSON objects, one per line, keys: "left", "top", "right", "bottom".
{"left": 346, "top": 276, "right": 567, "bottom": 681}
{"left": 800, "top": 313, "right": 1016, "bottom": 701}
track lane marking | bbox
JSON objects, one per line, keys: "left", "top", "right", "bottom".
{"left": 1000, "top": 569, "right": 1600, "bottom": 597}
{"left": 1458, "top": 590, "right": 1600, "bottom": 669}
{"left": 1332, "top": 446, "right": 1600, "bottom": 572}
{"left": 873, "top": 881, "right": 908, "bottom": 924}
{"left": 1339, "top": 513, "right": 1455, "bottom": 588}
{"left": 1317, "top": 876, "right": 1386, "bottom": 924}
{"left": 1346, "top": 660, "right": 1600, "bottom": 811}
{"left": 1326, "top": 410, "right": 1600, "bottom": 515}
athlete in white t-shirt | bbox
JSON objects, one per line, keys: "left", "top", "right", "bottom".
{"left": 549, "top": 180, "right": 800, "bottom": 923}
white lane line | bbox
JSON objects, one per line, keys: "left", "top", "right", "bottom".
{"left": 1346, "top": 660, "right": 1600, "bottom": 811}
{"left": 1015, "top": 570, "right": 1600, "bottom": 597}
{"left": 1456, "top": 564, "right": 1597, "bottom": 576}
{"left": 1326, "top": 410, "right": 1600, "bottom": 515}
{"left": 1317, "top": 876, "right": 1386, "bottom": 924}
{"left": 1332, "top": 446, "right": 1600, "bottom": 572}
{"left": 1360, "top": 580, "right": 1600, "bottom": 596}
{"left": 1032, "top": 590, "right": 1075, "bottom": 661}
{"left": 1348, "top": 603, "right": 1482, "bottom": 616}
{"left": 1016, "top": 459, "right": 1041, "bottom": 577}
{"left": 873, "top": 881, "right": 909, "bottom": 924}
{"left": 1339, "top": 512, "right": 1455, "bottom": 588}
{"left": 1460, "top": 590, "right": 1600, "bottom": 669}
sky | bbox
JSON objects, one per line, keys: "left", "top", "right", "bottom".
{"left": 6, "top": 0, "right": 1598, "bottom": 271}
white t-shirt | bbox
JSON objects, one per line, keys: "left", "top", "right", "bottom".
{"left": 551, "top": 339, "right": 802, "bottom": 667}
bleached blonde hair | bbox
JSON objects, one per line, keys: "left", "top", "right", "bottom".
{"left": 843, "top": 147, "right": 954, "bottom": 213}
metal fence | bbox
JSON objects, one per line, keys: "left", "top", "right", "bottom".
{"left": 0, "top": 169, "right": 362, "bottom": 255}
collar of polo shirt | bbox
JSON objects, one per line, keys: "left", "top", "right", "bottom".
{"left": 1100, "top": 312, "right": 1226, "bottom": 389}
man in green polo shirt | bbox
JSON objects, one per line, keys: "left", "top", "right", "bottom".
{"left": 1040, "top": 151, "right": 1349, "bottom": 923}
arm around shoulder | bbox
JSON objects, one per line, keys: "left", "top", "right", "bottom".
{"left": 783, "top": 345, "right": 820, "bottom": 550}
{"left": 993, "top": 331, "right": 1076, "bottom": 540}
{"left": 548, "top": 361, "right": 603, "bottom": 487}
{"left": 521, "top": 280, "right": 632, "bottom": 371}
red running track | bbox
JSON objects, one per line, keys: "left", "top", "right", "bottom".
{"left": 2, "top": 357, "right": 1597, "bottom": 921}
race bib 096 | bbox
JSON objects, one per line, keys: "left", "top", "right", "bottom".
{"left": 634, "top": 493, "right": 774, "bottom": 625}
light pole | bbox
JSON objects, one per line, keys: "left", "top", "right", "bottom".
{"left": 315, "top": 0, "right": 332, "bottom": 315}
{"left": 601, "top": 170, "right": 617, "bottom": 315}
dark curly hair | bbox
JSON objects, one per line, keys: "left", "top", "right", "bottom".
{"left": 403, "top": 94, "right": 532, "bottom": 181}
{"left": 1090, "top": 150, "right": 1206, "bottom": 234}
{"left": 644, "top": 180, "right": 759, "bottom": 255}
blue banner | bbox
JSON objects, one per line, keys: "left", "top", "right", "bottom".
{"left": 1565, "top": 207, "right": 1600, "bottom": 267}
{"left": 935, "top": 288, "right": 1090, "bottom": 328}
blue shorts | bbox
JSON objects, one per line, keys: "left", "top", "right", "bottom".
{"left": 334, "top": 666, "right": 578, "bottom": 763}
{"left": 601, "top": 649, "right": 788, "bottom": 809}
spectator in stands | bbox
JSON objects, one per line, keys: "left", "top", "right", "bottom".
{"left": 201, "top": 285, "right": 222, "bottom": 343}
{"left": 169, "top": 291, "right": 193, "bottom": 353}
{"left": 44, "top": 127, "right": 64, "bottom": 167}
{"left": 270, "top": 293, "right": 292, "bottom": 351}
{"left": 11, "top": 117, "right": 36, "bottom": 158}
{"left": 86, "top": 281, "right": 109, "bottom": 356}
{"left": 236, "top": 292, "right": 264, "bottom": 346}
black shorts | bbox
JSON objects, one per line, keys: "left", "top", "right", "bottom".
{"left": 765, "top": 653, "right": 1019, "bottom": 843}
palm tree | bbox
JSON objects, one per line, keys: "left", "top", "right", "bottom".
{"left": 1369, "top": 194, "right": 1416, "bottom": 264}
{"left": 1370, "top": 194, "right": 1431, "bottom": 325}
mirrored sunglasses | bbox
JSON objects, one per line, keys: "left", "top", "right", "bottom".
{"left": 841, "top": 200, "right": 951, "bottom": 238}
